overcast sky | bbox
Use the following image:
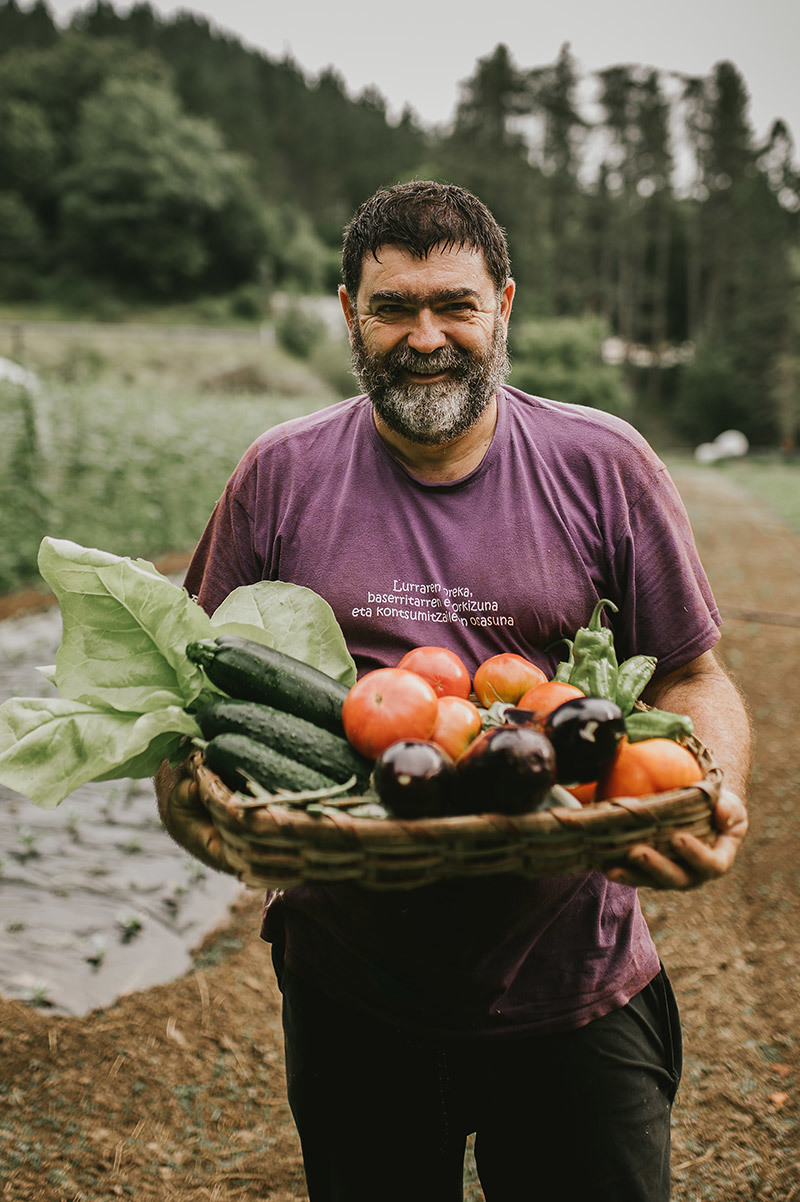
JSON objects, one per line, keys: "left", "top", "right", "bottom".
{"left": 44, "top": 0, "right": 799, "bottom": 146}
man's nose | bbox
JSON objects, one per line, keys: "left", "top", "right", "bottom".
{"left": 406, "top": 308, "right": 448, "bottom": 353}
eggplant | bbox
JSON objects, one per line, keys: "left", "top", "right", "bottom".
{"left": 371, "top": 740, "right": 454, "bottom": 819}
{"left": 449, "top": 725, "right": 556, "bottom": 816}
{"left": 501, "top": 707, "right": 543, "bottom": 728}
{"left": 543, "top": 696, "right": 626, "bottom": 785}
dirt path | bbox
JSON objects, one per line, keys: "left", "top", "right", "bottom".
{"left": 1, "top": 464, "right": 798, "bottom": 1201}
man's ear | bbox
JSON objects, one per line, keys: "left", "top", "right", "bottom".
{"left": 500, "top": 278, "right": 516, "bottom": 330}
{"left": 339, "top": 285, "right": 356, "bottom": 341}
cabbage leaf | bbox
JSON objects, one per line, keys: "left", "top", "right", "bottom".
{"left": 0, "top": 538, "right": 356, "bottom": 808}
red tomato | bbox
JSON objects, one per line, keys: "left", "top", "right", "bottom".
{"left": 473, "top": 653, "right": 548, "bottom": 707}
{"left": 516, "top": 680, "right": 585, "bottom": 723}
{"left": 429, "top": 695, "right": 483, "bottom": 760}
{"left": 397, "top": 646, "right": 472, "bottom": 700}
{"left": 595, "top": 737, "right": 703, "bottom": 801}
{"left": 342, "top": 668, "right": 439, "bottom": 760}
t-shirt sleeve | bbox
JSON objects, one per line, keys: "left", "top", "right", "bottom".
{"left": 183, "top": 471, "right": 263, "bottom": 617}
{"left": 607, "top": 462, "right": 721, "bottom": 676}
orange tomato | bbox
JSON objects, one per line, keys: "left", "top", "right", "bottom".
{"left": 516, "top": 680, "right": 585, "bottom": 723}
{"left": 397, "top": 645, "right": 472, "bottom": 699}
{"left": 429, "top": 695, "right": 483, "bottom": 760}
{"left": 342, "top": 668, "right": 439, "bottom": 760}
{"left": 473, "top": 653, "right": 548, "bottom": 707}
{"left": 566, "top": 781, "right": 597, "bottom": 806}
{"left": 595, "top": 737, "right": 703, "bottom": 800}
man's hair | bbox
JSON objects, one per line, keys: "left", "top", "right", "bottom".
{"left": 341, "top": 180, "right": 511, "bottom": 299}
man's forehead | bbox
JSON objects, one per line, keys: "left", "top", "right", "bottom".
{"left": 357, "top": 242, "right": 495, "bottom": 297}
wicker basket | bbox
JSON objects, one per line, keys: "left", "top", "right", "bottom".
{"left": 188, "top": 736, "right": 722, "bottom": 891}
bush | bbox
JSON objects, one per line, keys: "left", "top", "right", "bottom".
{"left": 275, "top": 304, "right": 327, "bottom": 360}
{"left": 508, "top": 317, "right": 632, "bottom": 416}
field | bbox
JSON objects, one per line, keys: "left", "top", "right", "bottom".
{"left": 1, "top": 325, "right": 799, "bottom": 1199}
{"left": 0, "top": 319, "right": 353, "bottom": 596}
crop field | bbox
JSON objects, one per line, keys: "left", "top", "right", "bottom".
{"left": 0, "top": 321, "right": 353, "bottom": 595}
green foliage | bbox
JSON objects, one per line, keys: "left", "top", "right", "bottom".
{"left": 275, "top": 303, "right": 327, "bottom": 360}
{"left": 0, "top": 353, "right": 332, "bottom": 594}
{"left": 0, "top": 382, "right": 47, "bottom": 592}
{"left": 58, "top": 76, "right": 267, "bottom": 297}
{"left": 508, "top": 318, "right": 632, "bottom": 415}
{"left": 0, "top": 5, "right": 797, "bottom": 445}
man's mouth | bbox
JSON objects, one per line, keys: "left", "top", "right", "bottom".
{"left": 403, "top": 367, "right": 451, "bottom": 384}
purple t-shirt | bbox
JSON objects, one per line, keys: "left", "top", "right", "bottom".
{"left": 185, "top": 386, "right": 721, "bottom": 1037}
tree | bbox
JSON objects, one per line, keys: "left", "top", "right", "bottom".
{"left": 527, "top": 43, "right": 588, "bottom": 314}
{"left": 58, "top": 76, "right": 268, "bottom": 296}
{"left": 438, "top": 45, "right": 547, "bottom": 312}
{"left": 675, "top": 61, "right": 799, "bottom": 444}
{"left": 0, "top": 0, "right": 57, "bottom": 51}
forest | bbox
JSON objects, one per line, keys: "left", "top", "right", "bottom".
{"left": 1, "top": 0, "right": 799, "bottom": 446}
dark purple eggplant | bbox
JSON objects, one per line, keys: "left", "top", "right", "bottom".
{"left": 371, "top": 740, "right": 454, "bottom": 819}
{"left": 448, "top": 725, "right": 556, "bottom": 816}
{"left": 543, "top": 696, "right": 626, "bottom": 785}
{"left": 501, "top": 707, "right": 543, "bottom": 728}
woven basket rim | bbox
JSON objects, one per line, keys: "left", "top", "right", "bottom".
{"left": 188, "top": 738, "right": 722, "bottom": 851}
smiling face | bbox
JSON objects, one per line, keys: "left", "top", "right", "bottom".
{"left": 340, "top": 243, "right": 515, "bottom": 446}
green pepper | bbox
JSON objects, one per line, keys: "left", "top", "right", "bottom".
{"left": 551, "top": 638, "right": 574, "bottom": 683}
{"left": 567, "top": 598, "right": 619, "bottom": 699}
{"left": 614, "top": 654, "right": 657, "bottom": 716}
{"left": 624, "top": 708, "right": 695, "bottom": 743}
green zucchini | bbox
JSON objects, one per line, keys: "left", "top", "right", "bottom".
{"left": 204, "top": 732, "right": 339, "bottom": 796}
{"left": 186, "top": 635, "right": 349, "bottom": 736}
{"left": 195, "top": 696, "right": 371, "bottom": 789}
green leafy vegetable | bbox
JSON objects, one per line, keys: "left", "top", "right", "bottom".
{"left": 0, "top": 697, "right": 200, "bottom": 810}
{"left": 210, "top": 580, "right": 356, "bottom": 687}
{"left": 0, "top": 538, "right": 357, "bottom": 808}
{"left": 38, "top": 538, "right": 214, "bottom": 714}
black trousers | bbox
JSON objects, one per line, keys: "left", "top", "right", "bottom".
{"left": 277, "top": 961, "right": 682, "bottom": 1202}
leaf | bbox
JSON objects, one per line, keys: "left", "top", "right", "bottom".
{"left": 0, "top": 540, "right": 357, "bottom": 808}
{"left": 211, "top": 580, "right": 357, "bottom": 686}
{"left": 38, "top": 537, "right": 215, "bottom": 712}
{"left": 0, "top": 695, "right": 199, "bottom": 809}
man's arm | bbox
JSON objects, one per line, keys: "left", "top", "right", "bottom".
{"left": 605, "top": 649, "right": 751, "bottom": 890}
{"left": 154, "top": 757, "right": 236, "bottom": 875}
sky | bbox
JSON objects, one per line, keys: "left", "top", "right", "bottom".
{"left": 42, "top": 0, "right": 800, "bottom": 147}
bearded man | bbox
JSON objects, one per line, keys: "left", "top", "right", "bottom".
{"left": 157, "top": 180, "right": 750, "bottom": 1202}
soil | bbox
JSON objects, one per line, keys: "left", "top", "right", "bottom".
{"left": 1, "top": 464, "right": 799, "bottom": 1201}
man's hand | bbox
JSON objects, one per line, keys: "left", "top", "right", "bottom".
{"left": 154, "top": 758, "right": 236, "bottom": 875}
{"left": 605, "top": 786, "right": 748, "bottom": 890}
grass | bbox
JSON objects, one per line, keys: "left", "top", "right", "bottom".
{"left": 0, "top": 320, "right": 353, "bottom": 594}
{"left": 715, "top": 456, "right": 800, "bottom": 534}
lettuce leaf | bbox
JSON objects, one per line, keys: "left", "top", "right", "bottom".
{"left": 38, "top": 538, "right": 215, "bottom": 713}
{"left": 0, "top": 538, "right": 356, "bottom": 808}
{"left": 211, "top": 581, "right": 356, "bottom": 686}
{"left": 0, "top": 696, "right": 199, "bottom": 809}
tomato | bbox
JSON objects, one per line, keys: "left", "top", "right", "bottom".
{"left": 516, "top": 680, "right": 585, "bottom": 723}
{"left": 566, "top": 781, "right": 597, "bottom": 806}
{"left": 472, "top": 653, "right": 548, "bottom": 707}
{"left": 595, "top": 737, "right": 704, "bottom": 801}
{"left": 342, "top": 668, "right": 439, "bottom": 760}
{"left": 429, "top": 695, "right": 483, "bottom": 760}
{"left": 397, "top": 645, "right": 471, "bottom": 700}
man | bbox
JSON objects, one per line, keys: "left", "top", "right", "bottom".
{"left": 157, "top": 180, "right": 750, "bottom": 1201}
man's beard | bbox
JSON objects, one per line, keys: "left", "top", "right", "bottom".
{"left": 350, "top": 318, "right": 510, "bottom": 446}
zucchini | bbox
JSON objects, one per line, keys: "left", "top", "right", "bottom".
{"left": 195, "top": 696, "right": 371, "bottom": 789}
{"left": 204, "top": 732, "right": 339, "bottom": 795}
{"left": 187, "top": 635, "right": 349, "bottom": 736}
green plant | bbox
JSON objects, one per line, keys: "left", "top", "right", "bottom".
{"left": 275, "top": 303, "right": 326, "bottom": 360}
{"left": 508, "top": 317, "right": 632, "bottom": 416}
